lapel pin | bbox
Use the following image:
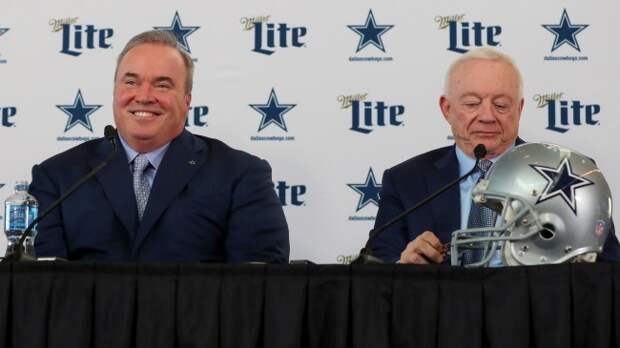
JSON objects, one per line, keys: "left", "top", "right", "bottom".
{"left": 188, "top": 160, "right": 197, "bottom": 165}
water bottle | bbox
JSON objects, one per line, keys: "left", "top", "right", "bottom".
{"left": 4, "top": 180, "right": 38, "bottom": 257}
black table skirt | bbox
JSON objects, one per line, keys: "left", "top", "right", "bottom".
{"left": 0, "top": 262, "right": 618, "bottom": 348}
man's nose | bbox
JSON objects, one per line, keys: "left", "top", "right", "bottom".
{"left": 135, "top": 84, "right": 155, "bottom": 103}
{"left": 478, "top": 100, "right": 496, "bottom": 122}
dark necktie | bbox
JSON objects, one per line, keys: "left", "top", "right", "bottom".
{"left": 132, "top": 154, "right": 151, "bottom": 221}
{"left": 462, "top": 159, "right": 495, "bottom": 265}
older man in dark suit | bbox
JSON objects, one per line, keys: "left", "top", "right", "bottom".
{"left": 371, "top": 47, "right": 620, "bottom": 265}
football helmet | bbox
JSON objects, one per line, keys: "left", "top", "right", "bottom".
{"left": 450, "top": 142, "right": 612, "bottom": 267}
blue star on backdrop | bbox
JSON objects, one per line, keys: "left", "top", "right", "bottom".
{"left": 0, "top": 28, "right": 8, "bottom": 38}
{"left": 56, "top": 89, "right": 102, "bottom": 132}
{"left": 348, "top": 10, "right": 394, "bottom": 53}
{"left": 531, "top": 157, "right": 593, "bottom": 214}
{"left": 348, "top": 168, "right": 382, "bottom": 212}
{"left": 250, "top": 88, "right": 296, "bottom": 132}
{"left": 154, "top": 11, "right": 200, "bottom": 53}
{"left": 0, "top": 183, "right": 4, "bottom": 190}
{"left": 542, "top": 9, "right": 589, "bottom": 52}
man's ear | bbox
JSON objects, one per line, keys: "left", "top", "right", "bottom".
{"left": 184, "top": 94, "right": 192, "bottom": 108}
{"left": 439, "top": 95, "right": 451, "bottom": 122}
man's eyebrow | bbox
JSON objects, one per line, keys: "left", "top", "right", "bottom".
{"left": 153, "top": 76, "right": 174, "bottom": 85}
{"left": 121, "top": 72, "right": 139, "bottom": 79}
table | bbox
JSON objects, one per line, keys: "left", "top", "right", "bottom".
{"left": 0, "top": 262, "right": 617, "bottom": 348}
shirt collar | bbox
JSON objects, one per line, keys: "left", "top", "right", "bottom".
{"left": 455, "top": 142, "right": 516, "bottom": 177}
{"left": 118, "top": 134, "right": 170, "bottom": 170}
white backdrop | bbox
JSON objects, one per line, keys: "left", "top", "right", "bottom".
{"left": 0, "top": 0, "right": 618, "bottom": 263}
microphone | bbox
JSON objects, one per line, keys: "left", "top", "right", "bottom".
{"left": 2, "top": 126, "right": 119, "bottom": 262}
{"left": 352, "top": 144, "right": 487, "bottom": 264}
{"left": 104, "top": 125, "right": 118, "bottom": 151}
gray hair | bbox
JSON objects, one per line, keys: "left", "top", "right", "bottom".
{"left": 114, "top": 30, "right": 194, "bottom": 93}
{"left": 443, "top": 47, "right": 523, "bottom": 99}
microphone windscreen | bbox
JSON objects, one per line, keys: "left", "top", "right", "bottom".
{"left": 474, "top": 144, "right": 487, "bottom": 159}
{"left": 104, "top": 125, "right": 117, "bottom": 142}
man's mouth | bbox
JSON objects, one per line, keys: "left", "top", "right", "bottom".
{"left": 130, "top": 110, "right": 161, "bottom": 117}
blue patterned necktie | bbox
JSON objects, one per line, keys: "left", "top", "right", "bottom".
{"left": 462, "top": 159, "right": 496, "bottom": 265}
{"left": 132, "top": 154, "right": 151, "bottom": 221}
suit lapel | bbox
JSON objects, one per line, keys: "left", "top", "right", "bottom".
{"left": 427, "top": 146, "right": 461, "bottom": 243}
{"left": 90, "top": 138, "right": 138, "bottom": 237}
{"left": 131, "top": 131, "right": 205, "bottom": 257}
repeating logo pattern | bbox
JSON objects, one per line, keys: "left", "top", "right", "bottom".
{"left": 250, "top": 88, "right": 296, "bottom": 132}
{"left": 56, "top": 90, "right": 102, "bottom": 132}
{"left": 348, "top": 10, "right": 394, "bottom": 62}
{"left": 436, "top": 14, "right": 502, "bottom": 54}
{"left": 534, "top": 93, "right": 601, "bottom": 133}
{"left": 542, "top": 9, "right": 588, "bottom": 52}
{"left": 542, "top": 9, "right": 589, "bottom": 61}
{"left": 339, "top": 94, "right": 405, "bottom": 134}
{"left": 348, "top": 168, "right": 382, "bottom": 212}
{"left": 154, "top": 11, "right": 200, "bottom": 53}
{"left": 243, "top": 16, "right": 307, "bottom": 55}
{"left": 58, "top": 22, "right": 114, "bottom": 57}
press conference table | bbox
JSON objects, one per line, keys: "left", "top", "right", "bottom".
{"left": 0, "top": 261, "right": 617, "bottom": 348}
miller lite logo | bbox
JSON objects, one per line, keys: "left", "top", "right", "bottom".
{"left": 185, "top": 105, "right": 209, "bottom": 128}
{"left": 274, "top": 181, "right": 306, "bottom": 206}
{"left": 1, "top": 107, "right": 17, "bottom": 127}
{"left": 241, "top": 16, "right": 307, "bottom": 55}
{"left": 338, "top": 93, "right": 404, "bottom": 134}
{"left": 534, "top": 93, "right": 601, "bottom": 133}
{"left": 436, "top": 14, "right": 502, "bottom": 54}
{"left": 50, "top": 18, "right": 114, "bottom": 57}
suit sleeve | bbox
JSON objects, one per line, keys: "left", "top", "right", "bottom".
{"left": 225, "top": 158, "right": 290, "bottom": 263}
{"left": 370, "top": 168, "right": 411, "bottom": 263}
{"left": 599, "top": 219, "right": 620, "bottom": 261}
{"left": 29, "top": 164, "right": 69, "bottom": 259}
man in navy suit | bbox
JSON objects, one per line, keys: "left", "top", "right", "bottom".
{"left": 371, "top": 47, "right": 620, "bottom": 265}
{"left": 30, "top": 30, "right": 289, "bottom": 262}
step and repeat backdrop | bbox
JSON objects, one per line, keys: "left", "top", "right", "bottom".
{"left": 0, "top": 0, "right": 618, "bottom": 263}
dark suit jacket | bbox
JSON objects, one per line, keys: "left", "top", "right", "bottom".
{"left": 30, "top": 130, "right": 290, "bottom": 263}
{"left": 371, "top": 143, "right": 620, "bottom": 263}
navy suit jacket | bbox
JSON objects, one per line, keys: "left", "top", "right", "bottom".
{"left": 30, "top": 130, "right": 290, "bottom": 263}
{"left": 371, "top": 143, "right": 620, "bottom": 263}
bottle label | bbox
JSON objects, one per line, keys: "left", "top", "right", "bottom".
{"left": 7, "top": 204, "right": 28, "bottom": 230}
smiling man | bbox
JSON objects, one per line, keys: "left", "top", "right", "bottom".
{"left": 370, "top": 47, "right": 620, "bottom": 265}
{"left": 29, "top": 30, "right": 290, "bottom": 262}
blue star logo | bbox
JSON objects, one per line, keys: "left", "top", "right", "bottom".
{"left": 154, "top": 11, "right": 200, "bottom": 53}
{"left": 348, "top": 168, "right": 382, "bottom": 212}
{"left": 347, "top": 10, "right": 394, "bottom": 53}
{"left": 531, "top": 157, "right": 593, "bottom": 214}
{"left": 249, "top": 88, "right": 296, "bottom": 132}
{"left": 56, "top": 89, "right": 102, "bottom": 132}
{"left": 542, "top": 9, "right": 589, "bottom": 52}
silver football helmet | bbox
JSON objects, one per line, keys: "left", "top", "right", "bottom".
{"left": 450, "top": 143, "right": 612, "bottom": 267}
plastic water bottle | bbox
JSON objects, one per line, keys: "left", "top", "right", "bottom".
{"left": 4, "top": 180, "right": 38, "bottom": 257}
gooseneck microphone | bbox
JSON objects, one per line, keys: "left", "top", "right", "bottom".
{"left": 352, "top": 144, "right": 487, "bottom": 264}
{"left": 2, "top": 126, "right": 118, "bottom": 262}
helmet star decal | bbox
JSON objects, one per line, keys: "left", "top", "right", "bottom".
{"left": 530, "top": 157, "right": 594, "bottom": 214}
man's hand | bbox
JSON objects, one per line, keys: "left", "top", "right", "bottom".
{"left": 399, "top": 231, "right": 445, "bottom": 264}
